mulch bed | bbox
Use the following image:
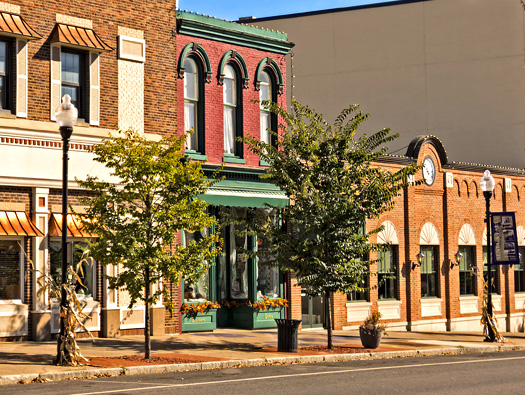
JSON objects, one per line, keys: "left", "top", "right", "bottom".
{"left": 86, "top": 353, "right": 230, "bottom": 368}
{"left": 85, "top": 344, "right": 407, "bottom": 368}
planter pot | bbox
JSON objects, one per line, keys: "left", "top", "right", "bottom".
{"left": 359, "top": 327, "right": 383, "bottom": 349}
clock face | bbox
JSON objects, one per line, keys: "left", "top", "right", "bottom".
{"left": 422, "top": 157, "right": 436, "bottom": 186}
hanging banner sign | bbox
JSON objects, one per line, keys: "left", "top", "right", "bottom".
{"left": 491, "top": 212, "right": 519, "bottom": 265}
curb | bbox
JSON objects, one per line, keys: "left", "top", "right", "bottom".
{"left": 2, "top": 344, "right": 525, "bottom": 386}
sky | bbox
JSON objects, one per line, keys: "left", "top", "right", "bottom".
{"left": 178, "top": 0, "right": 398, "bottom": 21}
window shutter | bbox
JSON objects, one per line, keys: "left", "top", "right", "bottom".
{"left": 50, "top": 45, "right": 61, "bottom": 121}
{"left": 89, "top": 51, "right": 99, "bottom": 126}
{"left": 16, "top": 39, "right": 28, "bottom": 118}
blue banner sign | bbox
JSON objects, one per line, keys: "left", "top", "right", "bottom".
{"left": 491, "top": 212, "right": 519, "bottom": 265}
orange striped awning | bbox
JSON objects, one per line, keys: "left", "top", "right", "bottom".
{"left": 49, "top": 214, "right": 96, "bottom": 238}
{"left": 0, "top": 211, "right": 44, "bottom": 236}
{"left": 0, "top": 12, "right": 42, "bottom": 40}
{"left": 49, "top": 23, "right": 113, "bottom": 52}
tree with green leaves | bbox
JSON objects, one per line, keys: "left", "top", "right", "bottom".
{"left": 77, "top": 130, "right": 221, "bottom": 359}
{"left": 244, "top": 101, "right": 418, "bottom": 348}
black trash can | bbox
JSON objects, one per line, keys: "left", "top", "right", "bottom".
{"left": 275, "top": 318, "right": 302, "bottom": 352}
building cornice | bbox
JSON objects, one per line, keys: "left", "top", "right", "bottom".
{"left": 177, "top": 11, "right": 294, "bottom": 55}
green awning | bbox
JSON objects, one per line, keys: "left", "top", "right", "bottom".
{"left": 198, "top": 187, "right": 288, "bottom": 208}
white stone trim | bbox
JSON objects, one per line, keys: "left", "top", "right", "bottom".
{"left": 377, "top": 299, "right": 401, "bottom": 320}
{"left": 459, "top": 295, "right": 478, "bottom": 314}
{"left": 458, "top": 224, "right": 476, "bottom": 246}
{"left": 517, "top": 226, "right": 525, "bottom": 246}
{"left": 118, "top": 36, "right": 146, "bottom": 63}
{"left": 346, "top": 301, "right": 371, "bottom": 324}
{"left": 15, "top": 39, "right": 28, "bottom": 118}
{"left": 421, "top": 297, "right": 442, "bottom": 317}
{"left": 420, "top": 222, "right": 439, "bottom": 245}
{"left": 377, "top": 221, "right": 399, "bottom": 245}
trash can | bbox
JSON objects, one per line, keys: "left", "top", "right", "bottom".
{"left": 275, "top": 318, "right": 302, "bottom": 352}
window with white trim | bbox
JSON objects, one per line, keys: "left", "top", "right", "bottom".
{"left": 49, "top": 240, "right": 95, "bottom": 299}
{"left": 223, "top": 63, "right": 242, "bottom": 157}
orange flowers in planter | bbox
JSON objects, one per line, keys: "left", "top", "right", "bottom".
{"left": 180, "top": 301, "right": 221, "bottom": 319}
{"left": 221, "top": 296, "right": 289, "bottom": 311}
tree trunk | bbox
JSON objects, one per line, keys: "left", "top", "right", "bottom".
{"left": 325, "top": 290, "right": 333, "bottom": 349}
{"left": 145, "top": 268, "right": 151, "bottom": 359}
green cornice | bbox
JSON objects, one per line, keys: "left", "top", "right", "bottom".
{"left": 177, "top": 11, "right": 294, "bottom": 55}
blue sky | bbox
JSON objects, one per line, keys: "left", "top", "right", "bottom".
{"left": 178, "top": 0, "right": 398, "bottom": 21}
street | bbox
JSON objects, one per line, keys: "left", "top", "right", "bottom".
{"left": 2, "top": 350, "right": 525, "bottom": 394}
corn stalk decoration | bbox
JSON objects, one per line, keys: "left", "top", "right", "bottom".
{"left": 28, "top": 243, "right": 95, "bottom": 365}
{"left": 469, "top": 264, "right": 506, "bottom": 343}
{"left": 480, "top": 279, "right": 506, "bottom": 343}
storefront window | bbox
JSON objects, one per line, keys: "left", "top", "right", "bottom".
{"left": 183, "top": 229, "right": 210, "bottom": 301}
{"left": 231, "top": 220, "right": 248, "bottom": 299}
{"left": 184, "top": 270, "right": 209, "bottom": 301}
{"left": 49, "top": 240, "right": 94, "bottom": 299}
{"left": 0, "top": 240, "right": 21, "bottom": 300}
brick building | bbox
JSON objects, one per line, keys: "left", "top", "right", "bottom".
{"left": 175, "top": 11, "right": 294, "bottom": 332}
{"left": 0, "top": 0, "right": 176, "bottom": 340}
{"left": 252, "top": 0, "right": 525, "bottom": 333}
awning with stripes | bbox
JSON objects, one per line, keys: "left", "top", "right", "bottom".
{"left": 0, "top": 211, "right": 43, "bottom": 236}
{"left": 49, "top": 214, "right": 96, "bottom": 238}
{"left": 49, "top": 23, "right": 113, "bottom": 52}
{"left": 0, "top": 12, "right": 42, "bottom": 40}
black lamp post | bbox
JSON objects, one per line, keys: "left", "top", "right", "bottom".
{"left": 54, "top": 94, "right": 77, "bottom": 363}
{"left": 480, "top": 169, "right": 496, "bottom": 342}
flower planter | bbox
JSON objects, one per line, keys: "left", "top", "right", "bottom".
{"left": 231, "top": 305, "right": 284, "bottom": 329}
{"left": 181, "top": 309, "right": 217, "bottom": 332}
{"left": 359, "top": 327, "right": 383, "bottom": 349}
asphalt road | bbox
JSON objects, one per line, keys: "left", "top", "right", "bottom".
{"left": 2, "top": 350, "right": 525, "bottom": 395}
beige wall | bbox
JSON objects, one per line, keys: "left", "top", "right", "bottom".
{"left": 253, "top": 0, "right": 525, "bottom": 169}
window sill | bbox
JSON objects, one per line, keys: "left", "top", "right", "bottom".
{"left": 259, "top": 160, "right": 270, "bottom": 167}
{"left": 185, "top": 151, "right": 208, "bottom": 161}
{"left": 0, "top": 111, "right": 15, "bottom": 119}
{"left": 223, "top": 155, "right": 246, "bottom": 164}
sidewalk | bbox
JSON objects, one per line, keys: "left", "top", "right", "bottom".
{"left": 1, "top": 329, "right": 525, "bottom": 386}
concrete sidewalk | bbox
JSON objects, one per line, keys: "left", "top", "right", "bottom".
{"left": 1, "top": 329, "right": 525, "bottom": 386}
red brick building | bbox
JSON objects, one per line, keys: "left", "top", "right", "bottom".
{"left": 175, "top": 11, "right": 294, "bottom": 332}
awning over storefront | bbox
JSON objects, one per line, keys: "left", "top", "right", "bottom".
{"left": 0, "top": 12, "right": 42, "bottom": 40}
{"left": 49, "top": 214, "right": 96, "bottom": 238}
{"left": 198, "top": 179, "right": 288, "bottom": 209}
{"left": 0, "top": 211, "right": 44, "bottom": 236}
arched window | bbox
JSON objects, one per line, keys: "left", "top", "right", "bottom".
{"left": 223, "top": 63, "right": 242, "bottom": 157}
{"left": 420, "top": 223, "right": 440, "bottom": 297}
{"left": 458, "top": 224, "right": 476, "bottom": 296}
{"left": 184, "top": 57, "right": 204, "bottom": 153}
{"left": 377, "top": 221, "right": 399, "bottom": 300}
{"left": 259, "top": 70, "right": 276, "bottom": 147}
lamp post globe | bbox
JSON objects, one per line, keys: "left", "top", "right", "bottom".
{"left": 480, "top": 170, "right": 496, "bottom": 342}
{"left": 54, "top": 94, "right": 77, "bottom": 364}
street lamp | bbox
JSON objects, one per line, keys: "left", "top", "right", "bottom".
{"left": 54, "top": 94, "right": 77, "bottom": 363}
{"left": 480, "top": 169, "right": 496, "bottom": 342}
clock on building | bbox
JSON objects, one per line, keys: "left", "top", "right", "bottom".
{"left": 423, "top": 157, "right": 436, "bottom": 186}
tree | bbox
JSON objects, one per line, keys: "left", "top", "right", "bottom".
{"left": 77, "top": 130, "right": 221, "bottom": 359}
{"left": 243, "top": 101, "right": 418, "bottom": 348}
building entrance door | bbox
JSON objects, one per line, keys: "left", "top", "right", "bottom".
{"left": 301, "top": 291, "right": 325, "bottom": 328}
